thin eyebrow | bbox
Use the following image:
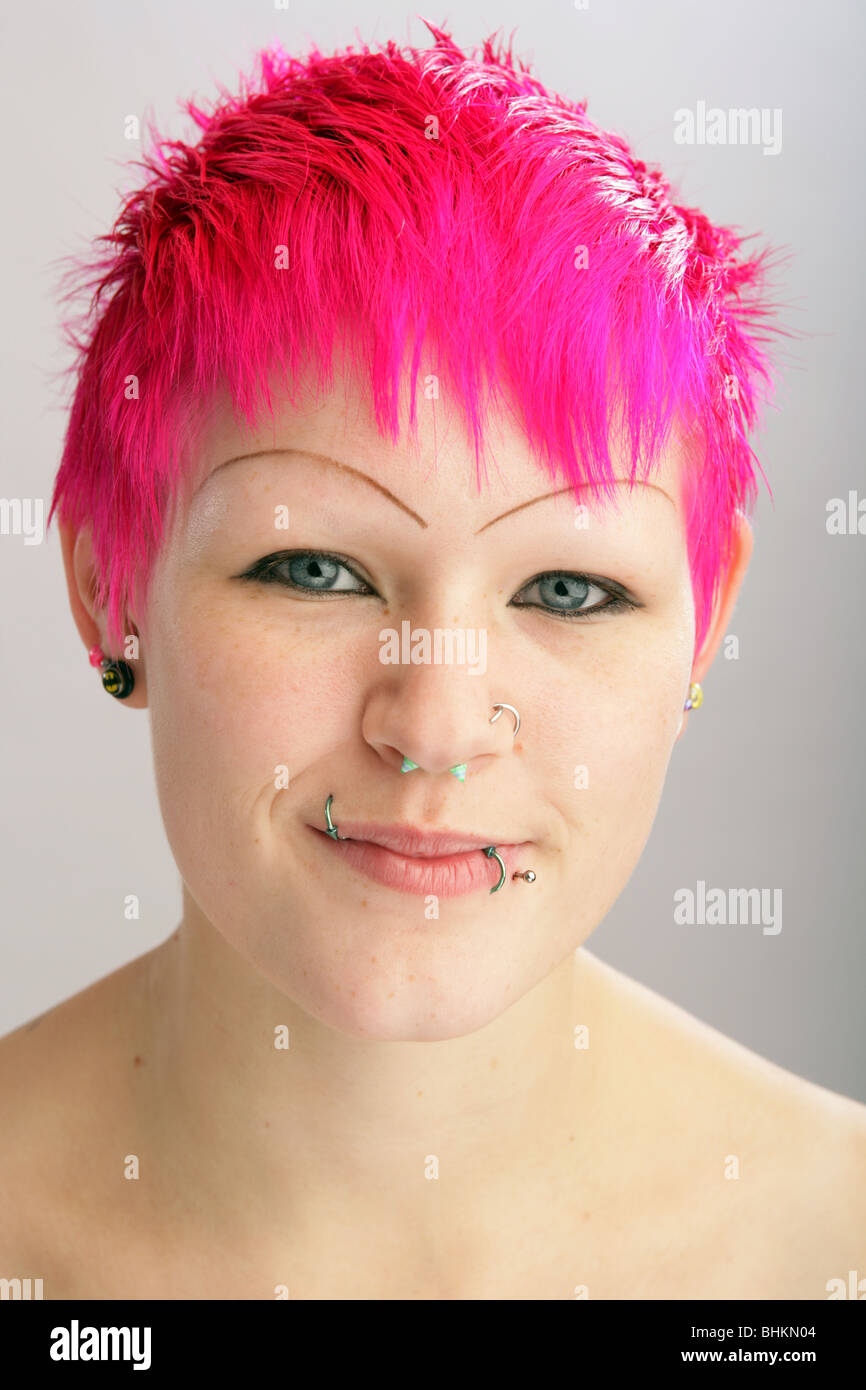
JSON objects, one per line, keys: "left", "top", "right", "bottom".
{"left": 474, "top": 487, "right": 575, "bottom": 533}
{"left": 475, "top": 479, "right": 676, "bottom": 530}
{"left": 202, "top": 448, "right": 429, "bottom": 527}
{"left": 202, "top": 448, "right": 675, "bottom": 530}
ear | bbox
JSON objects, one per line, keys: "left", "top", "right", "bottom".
{"left": 675, "top": 510, "right": 753, "bottom": 740}
{"left": 59, "top": 520, "right": 148, "bottom": 709}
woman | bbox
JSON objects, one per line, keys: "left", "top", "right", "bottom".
{"left": 1, "top": 23, "right": 863, "bottom": 1301}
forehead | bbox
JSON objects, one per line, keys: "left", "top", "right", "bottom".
{"left": 187, "top": 353, "right": 689, "bottom": 527}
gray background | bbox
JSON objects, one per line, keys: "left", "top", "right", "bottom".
{"left": 2, "top": 1, "right": 863, "bottom": 1100}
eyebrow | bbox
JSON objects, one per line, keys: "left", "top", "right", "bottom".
{"left": 202, "top": 447, "right": 675, "bottom": 531}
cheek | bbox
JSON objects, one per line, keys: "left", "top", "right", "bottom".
{"left": 541, "top": 616, "right": 686, "bottom": 789}
{"left": 540, "top": 636, "right": 687, "bottom": 907}
{"left": 144, "top": 591, "right": 369, "bottom": 868}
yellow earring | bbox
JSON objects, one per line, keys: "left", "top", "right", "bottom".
{"left": 684, "top": 682, "right": 703, "bottom": 711}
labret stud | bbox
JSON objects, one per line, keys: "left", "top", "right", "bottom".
{"left": 483, "top": 847, "right": 536, "bottom": 892}
{"left": 324, "top": 795, "right": 535, "bottom": 892}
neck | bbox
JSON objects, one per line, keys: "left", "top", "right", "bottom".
{"left": 137, "top": 890, "right": 613, "bottom": 1251}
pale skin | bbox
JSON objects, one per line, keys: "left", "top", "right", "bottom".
{"left": 1, "top": 359, "right": 864, "bottom": 1299}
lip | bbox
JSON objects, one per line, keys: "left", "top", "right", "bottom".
{"left": 317, "top": 819, "right": 513, "bottom": 856}
{"left": 307, "top": 822, "right": 533, "bottom": 898}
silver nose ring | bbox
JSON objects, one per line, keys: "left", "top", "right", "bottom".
{"left": 489, "top": 703, "right": 520, "bottom": 738}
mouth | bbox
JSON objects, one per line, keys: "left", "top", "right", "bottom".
{"left": 307, "top": 820, "right": 533, "bottom": 898}
{"left": 317, "top": 818, "right": 517, "bottom": 857}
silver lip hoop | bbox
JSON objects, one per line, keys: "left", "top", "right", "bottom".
{"left": 322, "top": 793, "right": 528, "bottom": 856}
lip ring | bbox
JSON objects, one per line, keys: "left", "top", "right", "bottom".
{"left": 317, "top": 795, "right": 534, "bottom": 896}
{"left": 309, "top": 825, "right": 529, "bottom": 898}
{"left": 324, "top": 794, "right": 347, "bottom": 841}
{"left": 483, "top": 846, "right": 506, "bottom": 892}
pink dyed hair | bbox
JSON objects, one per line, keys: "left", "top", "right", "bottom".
{"left": 48, "top": 20, "right": 787, "bottom": 655}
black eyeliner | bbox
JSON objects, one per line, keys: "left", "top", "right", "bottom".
{"left": 236, "top": 550, "right": 642, "bottom": 618}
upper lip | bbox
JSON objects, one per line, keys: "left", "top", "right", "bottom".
{"left": 314, "top": 820, "right": 526, "bottom": 857}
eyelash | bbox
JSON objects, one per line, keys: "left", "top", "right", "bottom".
{"left": 238, "top": 551, "right": 640, "bottom": 621}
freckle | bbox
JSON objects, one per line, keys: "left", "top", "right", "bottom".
{"left": 490, "top": 1057, "right": 498, "bottom": 1068}
{"left": 569, "top": 1134, "right": 575, "bottom": 1142}
{"left": 335, "top": 985, "right": 341, "bottom": 992}
{"left": 583, "top": 1211, "right": 590, "bottom": 1221}
{"left": 408, "top": 974, "right": 415, "bottom": 982}
{"left": 350, "top": 990, "right": 356, "bottom": 997}
{"left": 388, "top": 991, "right": 395, "bottom": 998}
{"left": 133, "top": 1055, "right": 144, "bottom": 1067}
{"left": 370, "top": 956, "right": 377, "bottom": 964}
{"left": 417, "top": 1090, "right": 423, "bottom": 1097}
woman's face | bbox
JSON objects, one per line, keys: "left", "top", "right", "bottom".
{"left": 137, "top": 360, "right": 701, "bottom": 1040}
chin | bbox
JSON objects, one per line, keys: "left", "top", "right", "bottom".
{"left": 253, "top": 943, "right": 528, "bottom": 1042}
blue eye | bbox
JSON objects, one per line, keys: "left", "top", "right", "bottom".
{"left": 511, "top": 571, "right": 638, "bottom": 620}
{"left": 238, "top": 552, "right": 638, "bottom": 620}
{"left": 241, "top": 551, "right": 372, "bottom": 593}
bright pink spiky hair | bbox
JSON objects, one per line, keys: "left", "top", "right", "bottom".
{"left": 48, "top": 20, "right": 787, "bottom": 655}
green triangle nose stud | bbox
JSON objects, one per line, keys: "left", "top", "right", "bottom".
{"left": 401, "top": 756, "right": 465, "bottom": 780}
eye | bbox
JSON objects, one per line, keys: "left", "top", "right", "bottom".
{"left": 238, "top": 551, "right": 375, "bottom": 595}
{"left": 510, "top": 571, "right": 639, "bottom": 620}
{"left": 237, "top": 552, "right": 638, "bottom": 621}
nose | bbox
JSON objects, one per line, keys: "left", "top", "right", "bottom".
{"left": 363, "top": 662, "right": 518, "bottom": 779}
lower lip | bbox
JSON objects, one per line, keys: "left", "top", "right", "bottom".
{"left": 308, "top": 827, "right": 531, "bottom": 897}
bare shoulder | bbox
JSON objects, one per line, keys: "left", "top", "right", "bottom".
{"left": 0, "top": 949, "right": 152, "bottom": 1110}
{"left": 0, "top": 949, "right": 159, "bottom": 1282}
{"left": 579, "top": 949, "right": 866, "bottom": 1297}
